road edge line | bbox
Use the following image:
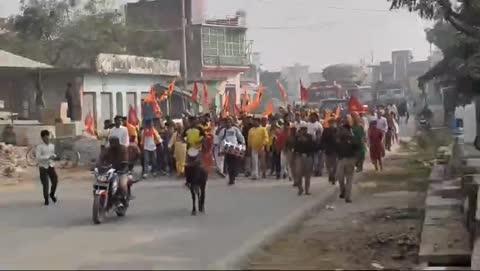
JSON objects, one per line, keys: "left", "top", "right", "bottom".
{"left": 209, "top": 184, "right": 338, "bottom": 270}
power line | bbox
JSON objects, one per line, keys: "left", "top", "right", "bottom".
{"left": 325, "top": 6, "right": 391, "bottom": 13}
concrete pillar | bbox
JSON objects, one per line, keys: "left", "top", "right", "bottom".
{"left": 449, "top": 118, "right": 465, "bottom": 177}
{"left": 136, "top": 90, "right": 142, "bottom": 122}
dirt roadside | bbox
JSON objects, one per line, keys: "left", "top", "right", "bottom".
{"left": 247, "top": 144, "right": 432, "bottom": 270}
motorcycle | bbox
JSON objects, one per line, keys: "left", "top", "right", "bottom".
{"left": 418, "top": 117, "right": 431, "bottom": 131}
{"left": 92, "top": 164, "right": 136, "bottom": 224}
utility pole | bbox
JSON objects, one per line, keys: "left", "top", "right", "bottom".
{"left": 181, "top": 0, "right": 189, "bottom": 114}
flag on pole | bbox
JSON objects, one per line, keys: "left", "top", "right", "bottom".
{"left": 223, "top": 94, "right": 230, "bottom": 113}
{"left": 202, "top": 82, "right": 209, "bottom": 109}
{"left": 300, "top": 79, "right": 309, "bottom": 102}
{"left": 127, "top": 105, "right": 139, "bottom": 127}
{"left": 191, "top": 82, "right": 199, "bottom": 103}
{"left": 276, "top": 80, "right": 288, "bottom": 103}
{"left": 144, "top": 86, "right": 162, "bottom": 117}
{"left": 167, "top": 80, "right": 176, "bottom": 96}
{"left": 263, "top": 101, "right": 274, "bottom": 117}
{"left": 84, "top": 111, "right": 96, "bottom": 136}
{"left": 348, "top": 95, "right": 364, "bottom": 113}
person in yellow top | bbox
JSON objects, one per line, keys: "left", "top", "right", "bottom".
{"left": 248, "top": 118, "right": 269, "bottom": 180}
{"left": 183, "top": 116, "right": 205, "bottom": 151}
{"left": 168, "top": 124, "right": 187, "bottom": 177}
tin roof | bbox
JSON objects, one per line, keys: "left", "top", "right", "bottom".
{"left": 0, "top": 50, "right": 52, "bottom": 69}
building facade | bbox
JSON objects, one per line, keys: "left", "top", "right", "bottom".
{"left": 125, "top": 0, "right": 252, "bottom": 115}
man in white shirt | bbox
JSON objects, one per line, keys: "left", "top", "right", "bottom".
{"left": 109, "top": 116, "right": 129, "bottom": 147}
{"left": 376, "top": 111, "right": 388, "bottom": 134}
{"left": 36, "top": 130, "right": 58, "bottom": 206}
{"left": 307, "top": 112, "right": 324, "bottom": 176}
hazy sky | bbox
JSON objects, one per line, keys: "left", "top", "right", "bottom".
{"left": 0, "top": 0, "right": 432, "bottom": 72}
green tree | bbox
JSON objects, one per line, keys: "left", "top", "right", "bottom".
{"left": 388, "top": 0, "right": 480, "bottom": 129}
{"left": 0, "top": 0, "right": 166, "bottom": 68}
{"left": 322, "top": 64, "right": 367, "bottom": 85}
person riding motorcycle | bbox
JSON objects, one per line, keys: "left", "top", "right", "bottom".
{"left": 419, "top": 105, "right": 433, "bottom": 121}
{"left": 97, "top": 137, "right": 130, "bottom": 204}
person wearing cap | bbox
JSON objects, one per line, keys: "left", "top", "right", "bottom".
{"left": 292, "top": 121, "right": 317, "bottom": 195}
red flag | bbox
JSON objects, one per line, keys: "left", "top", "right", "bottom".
{"left": 234, "top": 104, "right": 241, "bottom": 116}
{"left": 300, "top": 80, "right": 309, "bottom": 102}
{"left": 335, "top": 106, "right": 341, "bottom": 119}
{"left": 202, "top": 82, "right": 209, "bottom": 108}
{"left": 191, "top": 82, "right": 199, "bottom": 103}
{"left": 348, "top": 96, "right": 364, "bottom": 113}
{"left": 127, "top": 105, "right": 139, "bottom": 127}
{"left": 84, "top": 112, "right": 96, "bottom": 136}
{"left": 167, "top": 80, "right": 176, "bottom": 96}
{"left": 263, "top": 101, "right": 274, "bottom": 117}
{"left": 276, "top": 80, "right": 288, "bottom": 103}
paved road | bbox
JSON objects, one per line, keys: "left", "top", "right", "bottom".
{"left": 0, "top": 176, "right": 335, "bottom": 269}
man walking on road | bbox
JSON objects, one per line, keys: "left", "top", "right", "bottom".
{"left": 218, "top": 117, "right": 245, "bottom": 185}
{"left": 36, "top": 130, "right": 58, "bottom": 206}
{"left": 320, "top": 118, "right": 338, "bottom": 184}
{"left": 292, "top": 121, "right": 316, "bottom": 196}
{"left": 335, "top": 121, "right": 359, "bottom": 203}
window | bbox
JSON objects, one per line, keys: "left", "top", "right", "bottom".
{"left": 126, "top": 92, "right": 137, "bottom": 110}
{"left": 100, "top": 93, "right": 113, "bottom": 123}
{"left": 203, "top": 26, "right": 246, "bottom": 57}
{"left": 116, "top": 92, "right": 123, "bottom": 116}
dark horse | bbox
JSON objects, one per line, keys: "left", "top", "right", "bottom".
{"left": 185, "top": 149, "right": 208, "bottom": 216}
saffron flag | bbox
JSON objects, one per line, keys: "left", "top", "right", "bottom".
{"left": 84, "top": 112, "right": 95, "bottom": 136}
{"left": 300, "top": 80, "right": 309, "bottom": 102}
{"left": 127, "top": 105, "right": 139, "bottom": 127}
{"left": 348, "top": 95, "right": 364, "bottom": 113}
{"left": 223, "top": 94, "right": 230, "bottom": 113}
{"left": 191, "top": 82, "right": 199, "bottom": 103}
{"left": 263, "top": 101, "right": 274, "bottom": 117}
{"left": 276, "top": 80, "right": 288, "bottom": 103}
{"left": 234, "top": 104, "right": 241, "bottom": 116}
{"left": 245, "top": 84, "right": 265, "bottom": 113}
{"left": 202, "top": 82, "right": 209, "bottom": 108}
{"left": 167, "top": 80, "right": 176, "bottom": 96}
{"left": 335, "top": 106, "right": 341, "bottom": 119}
{"left": 144, "top": 86, "right": 162, "bottom": 117}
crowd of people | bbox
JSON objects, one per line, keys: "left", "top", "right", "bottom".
{"left": 91, "top": 102, "right": 402, "bottom": 203}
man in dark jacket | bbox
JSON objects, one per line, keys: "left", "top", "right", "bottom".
{"left": 320, "top": 118, "right": 338, "bottom": 184}
{"left": 335, "top": 121, "right": 359, "bottom": 203}
{"left": 292, "top": 121, "right": 318, "bottom": 196}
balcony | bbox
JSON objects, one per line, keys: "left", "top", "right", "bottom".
{"left": 203, "top": 55, "right": 250, "bottom": 67}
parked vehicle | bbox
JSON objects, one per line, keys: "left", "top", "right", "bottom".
{"left": 319, "top": 98, "right": 348, "bottom": 112}
{"left": 376, "top": 88, "right": 406, "bottom": 105}
{"left": 92, "top": 164, "right": 136, "bottom": 224}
